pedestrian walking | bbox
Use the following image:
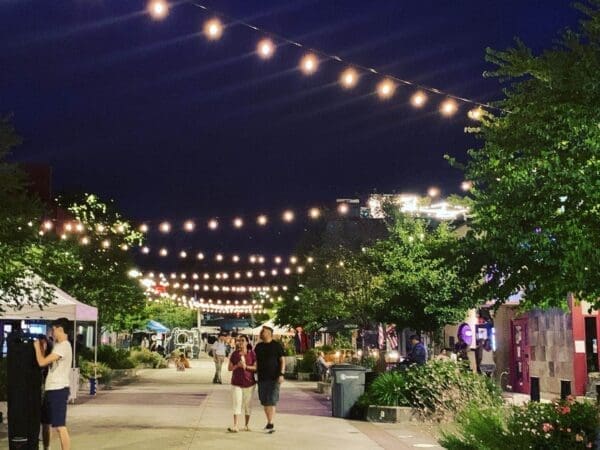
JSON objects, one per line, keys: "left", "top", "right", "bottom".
{"left": 227, "top": 335, "right": 256, "bottom": 433}
{"left": 33, "top": 317, "right": 73, "bottom": 450}
{"left": 254, "top": 326, "right": 285, "bottom": 433}
{"left": 211, "top": 332, "right": 228, "bottom": 384}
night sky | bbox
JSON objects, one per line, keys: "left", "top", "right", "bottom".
{"left": 0, "top": 0, "right": 580, "bottom": 264}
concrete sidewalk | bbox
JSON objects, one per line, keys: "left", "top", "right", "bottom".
{"left": 1, "top": 358, "right": 443, "bottom": 449}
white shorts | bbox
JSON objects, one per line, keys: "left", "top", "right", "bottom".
{"left": 232, "top": 385, "right": 255, "bottom": 416}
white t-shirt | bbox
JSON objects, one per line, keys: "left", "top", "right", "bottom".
{"left": 45, "top": 340, "right": 73, "bottom": 391}
{"left": 211, "top": 341, "right": 227, "bottom": 356}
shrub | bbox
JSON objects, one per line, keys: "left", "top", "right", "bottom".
{"left": 440, "top": 397, "right": 600, "bottom": 450}
{"left": 365, "top": 360, "right": 503, "bottom": 421}
{"left": 78, "top": 358, "right": 113, "bottom": 385}
{"left": 130, "top": 348, "right": 167, "bottom": 368}
{"left": 96, "top": 345, "right": 135, "bottom": 369}
{"left": 297, "top": 349, "right": 318, "bottom": 373}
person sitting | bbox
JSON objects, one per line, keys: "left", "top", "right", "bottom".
{"left": 397, "top": 335, "right": 428, "bottom": 371}
{"left": 435, "top": 348, "right": 452, "bottom": 361}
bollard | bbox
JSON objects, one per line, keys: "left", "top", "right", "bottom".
{"left": 560, "top": 379, "right": 571, "bottom": 400}
{"left": 530, "top": 376, "right": 540, "bottom": 402}
{"left": 89, "top": 377, "right": 97, "bottom": 396}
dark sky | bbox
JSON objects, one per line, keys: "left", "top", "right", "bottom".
{"left": 0, "top": 0, "right": 580, "bottom": 264}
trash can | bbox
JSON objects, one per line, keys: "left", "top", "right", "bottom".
{"left": 331, "top": 364, "right": 366, "bottom": 418}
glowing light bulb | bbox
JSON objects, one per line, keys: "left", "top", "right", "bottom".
{"left": 159, "top": 248, "right": 168, "bottom": 257}
{"left": 257, "top": 215, "right": 268, "bottom": 226}
{"left": 440, "top": 99, "right": 458, "bottom": 116}
{"left": 300, "top": 54, "right": 318, "bottom": 75}
{"left": 461, "top": 181, "right": 473, "bottom": 191}
{"left": 96, "top": 224, "right": 105, "bottom": 233}
{"left": 43, "top": 221, "right": 53, "bottom": 230}
{"left": 159, "top": 222, "right": 171, "bottom": 233}
{"left": 141, "top": 246, "right": 150, "bottom": 254}
{"left": 196, "top": 252, "right": 205, "bottom": 260}
{"left": 208, "top": 219, "right": 219, "bottom": 230}
{"left": 258, "top": 256, "right": 265, "bottom": 264}
{"left": 204, "top": 18, "right": 223, "bottom": 40}
{"left": 215, "top": 253, "right": 224, "bottom": 262}
{"left": 101, "top": 239, "right": 111, "bottom": 249}
{"left": 284, "top": 268, "right": 291, "bottom": 275}
{"left": 297, "top": 266, "right": 305, "bottom": 274}
{"left": 148, "top": 0, "right": 168, "bottom": 20}
{"left": 468, "top": 107, "right": 483, "bottom": 120}
{"left": 257, "top": 38, "right": 275, "bottom": 59}
{"left": 340, "top": 68, "right": 358, "bottom": 88}
{"left": 308, "top": 207, "right": 321, "bottom": 219}
{"left": 80, "top": 237, "right": 90, "bottom": 245}
{"left": 232, "top": 255, "right": 240, "bottom": 263}
{"left": 377, "top": 79, "right": 395, "bottom": 99}
{"left": 246, "top": 271, "right": 253, "bottom": 278}
{"left": 274, "top": 256, "right": 282, "bottom": 264}
{"left": 338, "top": 203, "right": 349, "bottom": 215}
{"left": 307, "top": 256, "right": 314, "bottom": 264}
{"left": 139, "top": 224, "right": 149, "bottom": 233}
{"left": 428, "top": 187, "right": 440, "bottom": 198}
{"left": 64, "top": 223, "right": 73, "bottom": 232}
{"left": 233, "top": 217, "right": 243, "bottom": 228}
{"left": 411, "top": 91, "right": 427, "bottom": 107}
{"left": 75, "top": 223, "right": 84, "bottom": 232}
{"left": 183, "top": 220, "right": 195, "bottom": 231}
{"left": 290, "top": 256, "right": 298, "bottom": 264}
{"left": 249, "top": 255, "right": 257, "bottom": 264}
{"left": 282, "top": 210, "right": 294, "bottom": 222}
{"left": 179, "top": 251, "right": 187, "bottom": 258}
{"left": 271, "top": 269, "right": 278, "bottom": 276}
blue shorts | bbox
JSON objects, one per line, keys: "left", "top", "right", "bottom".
{"left": 257, "top": 380, "right": 280, "bottom": 406}
{"left": 41, "top": 387, "right": 69, "bottom": 427}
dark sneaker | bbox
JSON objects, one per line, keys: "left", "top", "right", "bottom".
{"left": 265, "top": 423, "right": 275, "bottom": 434}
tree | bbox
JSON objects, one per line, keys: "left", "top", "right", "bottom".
{"left": 368, "top": 213, "right": 476, "bottom": 333}
{"left": 458, "top": 1, "right": 600, "bottom": 308}
{"left": 119, "top": 300, "right": 196, "bottom": 331}
{"left": 275, "top": 246, "right": 384, "bottom": 332}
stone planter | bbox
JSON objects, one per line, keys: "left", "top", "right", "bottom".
{"left": 284, "top": 356, "right": 297, "bottom": 375}
{"left": 297, "top": 372, "right": 312, "bottom": 381}
{"left": 367, "top": 405, "right": 415, "bottom": 423}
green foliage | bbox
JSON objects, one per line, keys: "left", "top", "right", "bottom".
{"left": 95, "top": 345, "right": 135, "bottom": 369}
{"left": 368, "top": 213, "right": 477, "bottom": 332}
{"left": 119, "top": 300, "right": 196, "bottom": 332}
{"left": 297, "top": 349, "right": 318, "bottom": 373}
{"left": 78, "top": 358, "right": 113, "bottom": 384}
{"left": 366, "top": 360, "right": 503, "bottom": 421}
{"left": 440, "top": 397, "right": 600, "bottom": 449}
{"left": 130, "top": 348, "right": 167, "bottom": 368}
{"left": 457, "top": 1, "right": 600, "bottom": 307}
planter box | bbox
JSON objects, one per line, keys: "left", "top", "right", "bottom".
{"left": 297, "top": 372, "right": 312, "bottom": 381}
{"left": 367, "top": 405, "right": 415, "bottom": 423}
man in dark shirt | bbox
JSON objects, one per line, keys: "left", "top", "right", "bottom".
{"left": 254, "top": 326, "right": 285, "bottom": 433}
{"left": 405, "top": 335, "right": 427, "bottom": 365}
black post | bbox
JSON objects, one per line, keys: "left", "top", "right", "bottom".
{"left": 595, "top": 383, "right": 600, "bottom": 405}
{"left": 530, "top": 376, "right": 540, "bottom": 402}
{"left": 560, "top": 379, "right": 571, "bottom": 400}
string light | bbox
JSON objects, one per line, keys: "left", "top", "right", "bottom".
{"left": 215, "top": 253, "right": 224, "bottom": 262}
{"left": 208, "top": 219, "right": 219, "bottom": 230}
{"left": 148, "top": 0, "right": 168, "bottom": 20}
{"left": 179, "top": 251, "right": 187, "bottom": 258}
{"left": 257, "top": 215, "right": 268, "bottom": 226}
{"left": 440, "top": 99, "right": 458, "bottom": 116}
{"left": 428, "top": 187, "right": 440, "bottom": 198}
{"left": 282, "top": 210, "right": 295, "bottom": 222}
{"left": 308, "top": 207, "right": 321, "bottom": 219}
{"left": 232, "top": 255, "right": 240, "bottom": 263}
{"left": 75, "top": 223, "right": 85, "bottom": 232}
{"left": 159, "top": 248, "right": 168, "bottom": 257}
{"left": 43, "top": 221, "right": 53, "bottom": 231}
{"left": 338, "top": 203, "right": 349, "bottom": 215}
{"left": 340, "top": 68, "right": 358, "bottom": 89}
{"left": 142, "top": 246, "right": 150, "bottom": 254}
{"left": 197, "top": 252, "right": 205, "bottom": 260}
{"left": 204, "top": 18, "right": 223, "bottom": 40}
{"left": 96, "top": 224, "right": 105, "bottom": 233}
{"left": 80, "top": 237, "right": 90, "bottom": 245}
{"left": 159, "top": 222, "right": 171, "bottom": 233}
{"left": 184, "top": 220, "right": 195, "bottom": 232}
{"left": 377, "top": 79, "right": 395, "bottom": 99}
{"left": 64, "top": 224, "right": 73, "bottom": 232}
{"left": 257, "top": 38, "right": 275, "bottom": 59}
{"left": 300, "top": 54, "right": 318, "bottom": 75}
{"left": 411, "top": 91, "right": 427, "bottom": 107}
{"left": 101, "top": 239, "right": 111, "bottom": 249}
{"left": 468, "top": 107, "right": 483, "bottom": 120}
{"left": 461, "top": 181, "right": 473, "bottom": 192}
{"left": 233, "top": 217, "right": 243, "bottom": 228}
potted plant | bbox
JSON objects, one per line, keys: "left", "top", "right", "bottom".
{"left": 296, "top": 349, "right": 317, "bottom": 381}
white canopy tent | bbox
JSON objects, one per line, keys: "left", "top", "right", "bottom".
{"left": 1, "top": 280, "right": 98, "bottom": 400}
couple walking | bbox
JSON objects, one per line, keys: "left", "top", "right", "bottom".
{"left": 226, "top": 326, "right": 285, "bottom": 433}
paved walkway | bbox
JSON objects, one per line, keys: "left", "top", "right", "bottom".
{"left": 1, "top": 358, "right": 443, "bottom": 449}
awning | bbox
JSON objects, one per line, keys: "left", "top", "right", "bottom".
{"left": 147, "top": 320, "right": 169, "bottom": 333}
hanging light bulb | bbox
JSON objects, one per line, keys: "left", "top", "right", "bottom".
{"left": 428, "top": 187, "right": 441, "bottom": 198}
{"left": 80, "top": 237, "right": 90, "bottom": 245}
{"left": 101, "top": 239, "right": 111, "bottom": 249}
{"left": 282, "top": 210, "right": 295, "bottom": 222}
{"left": 43, "top": 221, "right": 53, "bottom": 231}
{"left": 141, "top": 246, "right": 150, "bottom": 254}
{"left": 139, "top": 223, "right": 149, "bottom": 233}
{"left": 183, "top": 220, "right": 195, "bottom": 232}
{"left": 232, "top": 255, "right": 240, "bottom": 263}
{"left": 274, "top": 256, "right": 282, "bottom": 264}
{"left": 233, "top": 217, "right": 243, "bottom": 228}
{"left": 159, "top": 222, "right": 171, "bottom": 233}
{"left": 159, "top": 248, "right": 168, "bottom": 257}
{"left": 461, "top": 181, "right": 473, "bottom": 191}
{"left": 196, "top": 252, "right": 205, "bottom": 260}
{"left": 208, "top": 219, "right": 219, "bottom": 230}
{"left": 340, "top": 68, "right": 358, "bottom": 89}
{"left": 179, "top": 251, "right": 187, "bottom": 258}
{"left": 215, "top": 253, "right": 224, "bottom": 262}
{"left": 257, "top": 38, "right": 275, "bottom": 59}
{"left": 338, "top": 203, "right": 350, "bottom": 215}
{"left": 308, "top": 207, "right": 321, "bottom": 219}
{"left": 148, "top": 0, "right": 168, "bottom": 20}
{"left": 257, "top": 215, "right": 268, "bottom": 226}
{"left": 300, "top": 53, "right": 318, "bottom": 75}
{"left": 411, "top": 91, "right": 427, "bottom": 107}
{"left": 377, "top": 79, "right": 395, "bottom": 99}
{"left": 440, "top": 99, "right": 458, "bottom": 116}
{"left": 204, "top": 18, "right": 223, "bottom": 40}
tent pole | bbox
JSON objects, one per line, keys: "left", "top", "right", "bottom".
{"left": 73, "top": 318, "right": 77, "bottom": 368}
{"left": 94, "top": 320, "right": 98, "bottom": 379}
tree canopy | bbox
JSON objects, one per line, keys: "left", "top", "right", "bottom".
{"left": 458, "top": 1, "right": 600, "bottom": 308}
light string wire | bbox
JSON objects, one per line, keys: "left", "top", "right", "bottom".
{"left": 186, "top": 1, "right": 506, "bottom": 113}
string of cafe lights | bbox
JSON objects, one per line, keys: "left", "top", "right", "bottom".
{"left": 141, "top": 266, "right": 304, "bottom": 280}
{"left": 145, "top": 0, "right": 503, "bottom": 118}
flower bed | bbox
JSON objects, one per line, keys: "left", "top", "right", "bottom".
{"left": 440, "top": 396, "right": 600, "bottom": 449}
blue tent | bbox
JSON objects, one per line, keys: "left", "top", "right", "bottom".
{"left": 147, "top": 320, "right": 169, "bottom": 333}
